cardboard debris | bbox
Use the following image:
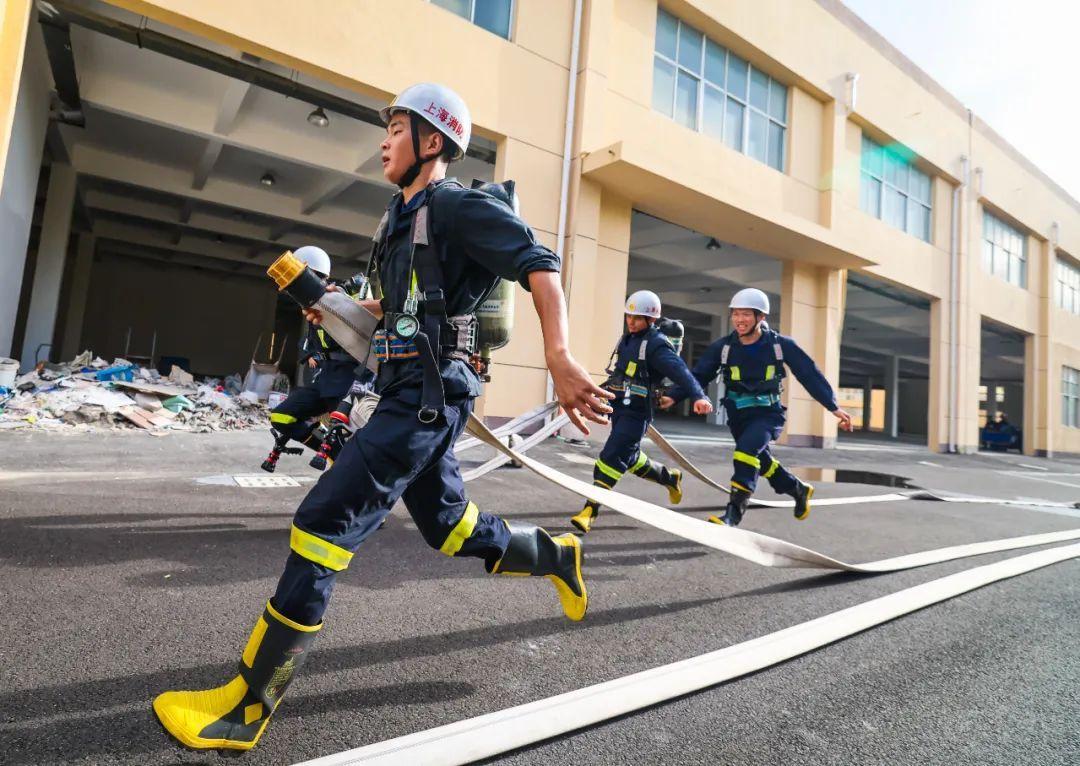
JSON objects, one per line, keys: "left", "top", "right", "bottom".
{"left": 0, "top": 349, "right": 274, "bottom": 434}
{"left": 168, "top": 365, "right": 195, "bottom": 386}
{"left": 134, "top": 392, "right": 164, "bottom": 411}
{"left": 113, "top": 380, "right": 189, "bottom": 398}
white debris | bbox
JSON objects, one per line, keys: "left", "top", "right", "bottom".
{"left": 0, "top": 350, "right": 273, "bottom": 434}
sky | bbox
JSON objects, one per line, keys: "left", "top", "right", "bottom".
{"left": 840, "top": 0, "right": 1080, "bottom": 203}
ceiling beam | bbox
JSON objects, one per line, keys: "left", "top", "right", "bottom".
{"left": 192, "top": 139, "right": 224, "bottom": 190}
{"left": 212, "top": 55, "right": 257, "bottom": 135}
{"left": 71, "top": 143, "right": 383, "bottom": 238}
{"left": 301, "top": 177, "right": 355, "bottom": 215}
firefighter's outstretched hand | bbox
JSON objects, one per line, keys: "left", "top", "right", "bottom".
{"left": 692, "top": 398, "right": 713, "bottom": 415}
{"left": 658, "top": 395, "right": 675, "bottom": 410}
{"left": 548, "top": 352, "right": 613, "bottom": 435}
{"left": 833, "top": 407, "right": 854, "bottom": 432}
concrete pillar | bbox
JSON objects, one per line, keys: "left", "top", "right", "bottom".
{"left": 862, "top": 376, "right": 873, "bottom": 431}
{"left": 0, "top": 9, "right": 49, "bottom": 358}
{"left": 884, "top": 355, "right": 899, "bottom": 438}
{"left": 779, "top": 261, "right": 843, "bottom": 448}
{"left": 1028, "top": 239, "right": 1055, "bottom": 456}
{"left": 706, "top": 313, "right": 728, "bottom": 426}
{"left": 927, "top": 297, "right": 952, "bottom": 451}
{"left": 955, "top": 181, "right": 982, "bottom": 453}
{"left": 58, "top": 234, "right": 96, "bottom": 360}
{"left": 21, "top": 163, "right": 77, "bottom": 370}
{"left": 476, "top": 135, "right": 565, "bottom": 418}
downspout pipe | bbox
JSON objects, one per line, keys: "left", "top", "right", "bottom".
{"left": 546, "top": 0, "right": 583, "bottom": 407}
{"left": 948, "top": 157, "right": 967, "bottom": 453}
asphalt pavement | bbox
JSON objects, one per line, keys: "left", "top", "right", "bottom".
{"left": 0, "top": 424, "right": 1077, "bottom": 765}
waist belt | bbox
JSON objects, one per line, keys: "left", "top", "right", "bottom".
{"left": 728, "top": 392, "right": 781, "bottom": 410}
{"left": 373, "top": 330, "right": 420, "bottom": 361}
{"left": 374, "top": 316, "right": 477, "bottom": 364}
{"left": 607, "top": 382, "right": 650, "bottom": 398}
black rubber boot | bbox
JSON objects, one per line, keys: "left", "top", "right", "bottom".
{"left": 153, "top": 601, "right": 321, "bottom": 751}
{"left": 790, "top": 478, "right": 814, "bottom": 521}
{"left": 570, "top": 501, "right": 600, "bottom": 534}
{"left": 490, "top": 521, "right": 587, "bottom": 621}
{"left": 633, "top": 459, "right": 683, "bottom": 505}
{"left": 709, "top": 487, "right": 751, "bottom": 527}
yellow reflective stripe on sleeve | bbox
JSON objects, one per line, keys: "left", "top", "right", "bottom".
{"left": 765, "top": 364, "right": 775, "bottom": 380}
{"left": 241, "top": 617, "right": 268, "bottom": 668}
{"left": 626, "top": 361, "right": 638, "bottom": 377}
{"left": 595, "top": 459, "right": 624, "bottom": 481}
{"left": 761, "top": 460, "right": 780, "bottom": 479}
{"left": 440, "top": 502, "right": 479, "bottom": 556}
{"left": 290, "top": 524, "right": 354, "bottom": 572}
{"left": 630, "top": 452, "right": 649, "bottom": 473}
{"left": 733, "top": 450, "right": 761, "bottom": 469}
{"left": 270, "top": 412, "right": 298, "bottom": 424}
{"left": 730, "top": 366, "right": 741, "bottom": 381}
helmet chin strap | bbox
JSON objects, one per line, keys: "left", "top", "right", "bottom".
{"left": 397, "top": 112, "right": 438, "bottom": 189}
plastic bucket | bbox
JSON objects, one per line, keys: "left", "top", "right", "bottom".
{"left": 0, "top": 358, "right": 18, "bottom": 388}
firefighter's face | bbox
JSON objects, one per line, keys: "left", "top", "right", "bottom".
{"left": 381, "top": 113, "right": 414, "bottom": 185}
{"left": 731, "top": 308, "right": 761, "bottom": 335}
{"left": 626, "top": 314, "right": 651, "bottom": 333}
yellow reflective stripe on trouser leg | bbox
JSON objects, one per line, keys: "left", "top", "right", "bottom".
{"left": 761, "top": 459, "right": 780, "bottom": 479}
{"left": 733, "top": 451, "right": 761, "bottom": 469}
{"left": 630, "top": 451, "right": 649, "bottom": 475}
{"left": 595, "top": 459, "right": 624, "bottom": 482}
{"left": 290, "top": 524, "right": 354, "bottom": 571}
{"left": 271, "top": 412, "right": 298, "bottom": 424}
{"left": 440, "top": 502, "right": 479, "bottom": 556}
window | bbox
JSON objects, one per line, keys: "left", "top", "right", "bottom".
{"left": 860, "top": 134, "right": 932, "bottom": 242}
{"left": 1057, "top": 257, "right": 1080, "bottom": 315}
{"left": 1063, "top": 366, "right": 1080, "bottom": 428}
{"left": 652, "top": 8, "right": 787, "bottom": 171}
{"left": 981, "top": 211, "right": 1027, "bottom": 288}
{"left": 431, "top": 0, "right": 512, "bottom": 39}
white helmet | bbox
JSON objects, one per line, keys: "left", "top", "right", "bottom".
{"left": 730, "top": 287, "right": 769, "bottom": 315}
{"left": 294, "top": 245, "right": 331, "bottom": 278}
{"left": 379, "top": 82, "right": 471, "bottom": 160}
{"left": 625, "top": 290, "right": 662, "bottom": 319}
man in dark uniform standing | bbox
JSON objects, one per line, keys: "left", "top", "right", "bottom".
{"left": 571, "top": 290, "right": 712, "bottom": 533}
{"left": 153, "top": 82, "right": 613, "bottom": 752}
{"left": 663, "top": 288, "right": 853, "bottom": 527}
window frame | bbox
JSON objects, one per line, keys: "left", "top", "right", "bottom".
{"left": 981, "top": 210, "right": 1028, "bottom": 289}
{"left": 652, "top": 8, "right": 788, "bottom": 172}
{"left": 430, "top": 0, "right": 515, "bottom": 40}
{"left": 1056, "top": 256, "right": 1080, "bottom": 316}
{"left": 859, "top": 134, "right": 933, "bottom": 243}
{"left": 1063, "top": 366, "right": 1080, "bottom": 428}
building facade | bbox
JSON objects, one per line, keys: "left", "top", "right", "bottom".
{"left": 1, "top": 0, "right": 1078, "bottom": 455}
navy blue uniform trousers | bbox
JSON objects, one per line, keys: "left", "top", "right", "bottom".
{"left": 727, "top": 406, "right": 798, "bottom": 494}
{"left": 273, "top": 388, "right": 511, "bottom": 625}
{"left": 597, "top": 409, "right": 650, "bottom": 477}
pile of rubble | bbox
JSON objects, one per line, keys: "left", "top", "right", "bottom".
{"left": 0, "top": 351, "right": 278, "bottom": 433}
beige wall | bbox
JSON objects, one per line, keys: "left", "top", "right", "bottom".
{"left": 0, "top": 0, "right": 1066, "bottom": 451}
